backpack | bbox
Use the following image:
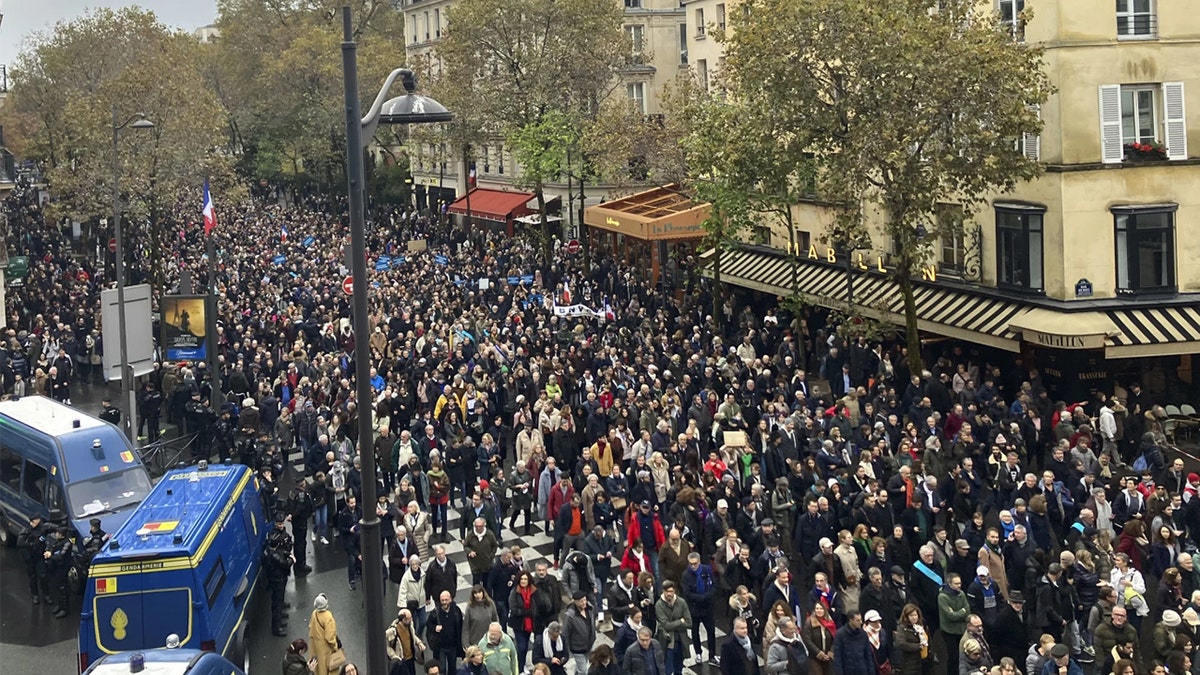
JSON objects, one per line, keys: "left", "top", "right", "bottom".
{"left": 1132, "top": 454, "right": 1149, "bottom": 473}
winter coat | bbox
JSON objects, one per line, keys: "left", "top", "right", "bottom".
{"left": 893, "top": 624, "right": 931, "bottom": 675}
{"left": 655, "top": 596, "right": 692, "bottom": 649}
{"left": 560, "top": 605, "right": 596, "bottom": 654}
{"left": 831, "top": 625, "right": 875, "bottom": 675}
{"left": 937, "top": 588, "right": 970, "bottom": 635}
{"left": 463, "top": 602, "right": 499, "bottom": 649}
{"left": 621, "top": 640, "right": 666, "bottom": 675}
{"left": 307, "top": 609, "right": 339, "bottom": 675}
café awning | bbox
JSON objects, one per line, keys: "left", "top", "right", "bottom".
{"left": 584, "top": 184, "right": 709, "bottom": 241}
{"left": 447, "top": 188, "right": 534, "bottom": 222}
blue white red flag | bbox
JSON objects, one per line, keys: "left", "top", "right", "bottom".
{"left": 202, "top": 180, "right": 217, "bottom": 236}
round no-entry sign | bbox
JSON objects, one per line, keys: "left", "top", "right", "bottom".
{"left": 342, "top": 276, "right": 355, "bottom": 295}
{"left": 108, "top": 238, "right": 118, "bottom": 252}
{"left": 566, "top": 239, "right": 581, "bottom": 254}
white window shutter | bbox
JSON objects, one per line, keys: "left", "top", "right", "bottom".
{"left": 1164, "top": 82, "right": 1188, "bottom": 160}
{"left": 1099, "top": 84, "right": 1124, "bottom": 164}
{"left": 1023, "top": 104, "right": 1041, "bottom": 162}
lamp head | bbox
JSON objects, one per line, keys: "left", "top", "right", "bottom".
{"left": 377, "top": 70, "right": 454, "bottom": 125}
{"left": 131, "top": 117, "right": 155, "bottom": 130}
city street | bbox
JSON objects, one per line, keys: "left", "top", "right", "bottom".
{"left": 0, "top": 382, "right": 716, "bottom": 674}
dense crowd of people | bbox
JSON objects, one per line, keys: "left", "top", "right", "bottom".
{"left": 2, "top": 177, "right": 1194, "bottom": 675}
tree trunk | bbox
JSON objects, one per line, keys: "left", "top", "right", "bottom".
{"left": 895, "top": 260, "right": 924, "bottom": 376}
{"left": 712, "top": 244, "right": 724, "bottom": 330}
{"left": 536, "top": 187, "right": 550, "bottom": 262}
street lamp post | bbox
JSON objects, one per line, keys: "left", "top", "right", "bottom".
{"left": 340, "top": 7, "right": 453, "bottom": 674}
{"left": 111, "top": 107, "right": 154, "bottom": 442}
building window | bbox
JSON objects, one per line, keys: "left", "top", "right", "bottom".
{"left": 434, "top": 9, "right": 441, "bottom": 38}
{"left": 1116, "top": 0, "right": 1155, "bottom": 38}
{"left": 498, "top": 149, "right": 505, "bottom": 175}
{"left": 423, "top": 12, "right": 430, "bottom": 41}
{"left": 482, "top": 146, "right": 490, "bottom": 175}
{"left": 716, "top": 3, "right": 727, "bottom": 32}
{"left": 696, "top": 59, "right": 709, "bottom": 92}
{"left": 937, "top": 204, "right": 966, "bottom": 276}
{"left": 695, "top": 8, "right": 706, "bottom": 38}
{"left": 627, "top": 82, "right": 647, "bottom": 115}
{"left": 1114, "top": 207, "right": 1175, "bottom": 294}
{"left": 1121, "top": 86, "right": 1158, "bottom": 145}
{"left": 625, "top": 0, "right": 641, "bottom": 7}
{"left": 995, "top": 207, "right": 1044, "bottom": 293}
{"left": 997, "top": 0, "right": 1025, "bottom": 41}
{"left": 1100, "top": 82, "right": 1186, "bottom": 163}
{"left": 752, "top": 224, "right": 771, "bottom": 246}
{"left": 678, "top": 23, "right": 688, "bottom": 64}
{"left": 411, "top": 16, "right": 418, "bottom": 44}
{"left": 626, "top": 25, "right": 645, "bottom": 64}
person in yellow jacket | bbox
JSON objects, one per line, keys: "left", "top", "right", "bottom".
{"left": 309, "top": 593, "right": 341, "bottom": 675}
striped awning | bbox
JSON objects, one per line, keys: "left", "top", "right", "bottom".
{"left": 1106, "top": 306, "right": 1200, "bottom": 357}
{"left": 706, "top": 247, "right": 1026, "bottom": 351}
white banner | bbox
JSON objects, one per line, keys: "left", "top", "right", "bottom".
{"left": 553, "top": 303, "right": 604, "bottom": 319}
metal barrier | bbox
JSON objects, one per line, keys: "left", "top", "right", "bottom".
{"left": 138, "top": 432, "right": 199, "bottom": 477}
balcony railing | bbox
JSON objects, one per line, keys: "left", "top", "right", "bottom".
{"left": 1117, "top": 13, "right": 1157, "bottom": 39}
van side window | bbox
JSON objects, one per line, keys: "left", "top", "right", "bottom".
{"left": 22, "top": 461, "right": 48, "bottom": 504}
{"left": 46, "top": 480, "right": 65, "bottom": 513}
{"left": 0, "top": 445, "right": 21, "bottom": 493}
{"left": 204, "top": 557, "right": 226, "bottom": 607}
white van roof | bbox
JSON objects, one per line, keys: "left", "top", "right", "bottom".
{"left": 0, "top": 396, "right": 107, "bottom": 437}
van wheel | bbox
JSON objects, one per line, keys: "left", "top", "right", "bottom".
{"left": 230, "top": 622, "right": 250, "bottom": 673}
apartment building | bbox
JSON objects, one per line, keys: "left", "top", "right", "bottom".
{"left": 702, "top": 0, "right": 1200, "bottom": 400}
{"left": 401, "top": 0, "right": 687, "bottom": 236}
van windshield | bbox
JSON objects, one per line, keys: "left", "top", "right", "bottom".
{"left": 67, "top": 469, "right": 153, "bottom": 518}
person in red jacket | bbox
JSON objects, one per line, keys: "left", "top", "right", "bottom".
{"left": 627, "top": 500, "right": 666, "bottom": 584}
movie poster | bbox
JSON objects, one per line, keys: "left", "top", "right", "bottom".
{"left": 161, "top": 295, "right": 208, "bottom": 361}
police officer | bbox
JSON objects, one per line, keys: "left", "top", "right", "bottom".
{"left": 17, "top": 514, "right": 50, "bottom": 604}
{"left": 286, "top": 480, "right": 315, "bottom": 576}
{"left": 186, "top": 391, "right": 215, "bottom": 459}
{"left": 235, "top": 427, "right": 259, "bottom": 468}
{"left": 80, "top": 518, "right": 110, "bottom": 568}
{"left": 213, "top": 405, "right": 237, "bottom": 463}
{"left": 139, "top": 381, "right": 164, "bottom": 443}
{"left": 264, "top": 513, "right": 294, "bottom": 637}
{"left": 44, "top": 525, "right": 74, "bottom": 618}
{"left": 98, "top": 398, "right": 121, "bottom": 427}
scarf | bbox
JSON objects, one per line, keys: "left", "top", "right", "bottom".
{"left": 541, "top": 630, "right": 564, "bottom": 659}
{"left": 866, "top": 625, "right": 881, "bottom": 649}
{"left": 517, "top": 586, "right": 536, "bottom": 633}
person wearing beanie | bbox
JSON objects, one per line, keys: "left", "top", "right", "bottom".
{"left": 1153, "top": 609, "right": 1182, "bottom": 662}
{"left": 309, "top": 593, "right": 340, "bottom": 675}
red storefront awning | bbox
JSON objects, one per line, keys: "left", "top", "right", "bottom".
{"left": 447, "top": 189, "right": 535, "bottom": 222}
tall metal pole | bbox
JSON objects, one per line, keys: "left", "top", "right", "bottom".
{"left": 206, "top": 232, "right": 221, "bottom": 411}
{"left": 341, "top": 8, "right": 387, "bottom": 675}
{"left": 111, "top": 106, "right": 135, "bottom": 442}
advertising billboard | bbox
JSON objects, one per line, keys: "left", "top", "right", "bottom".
{"left": 161, "top": 295, "right": 209, "bottom": 362}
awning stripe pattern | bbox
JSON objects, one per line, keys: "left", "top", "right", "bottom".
{"left": 707, "top": 247, "right": 1023, "bottom": 344}
{"left": 1107, "top": 305, "right": 1200, "bottom": 347}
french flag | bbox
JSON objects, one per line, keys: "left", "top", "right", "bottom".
{"left": 562, "top": 279, "right": 571, "bottom": 304}
{"left": 202, "top": 180, "right": 217, "bottom": 236}
{"left": 281, "top": 223, "right": 288, "bottom": 241}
